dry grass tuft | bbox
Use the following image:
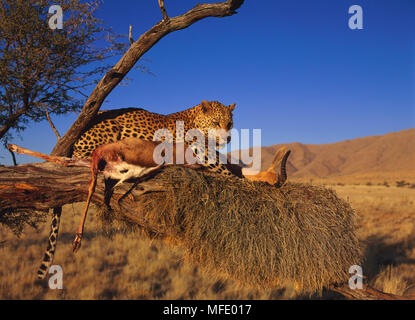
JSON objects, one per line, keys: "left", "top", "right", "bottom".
{"left": 111, "top": 167, "right": 362, "bottom": 295}
{"left": 373, "top": 265, "right": 413, "bottom": 296}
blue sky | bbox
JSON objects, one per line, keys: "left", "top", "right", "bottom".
{"left": 1, "top": 0, "right": 414, "bottom": 165}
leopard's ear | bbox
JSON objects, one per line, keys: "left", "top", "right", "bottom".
{"left": 229, "top": 103, "right": 236, "bottom": 112}
{"left": 201, "top": 100, "right": 210, "bottom": 113}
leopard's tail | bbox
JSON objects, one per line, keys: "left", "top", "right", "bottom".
{"left": 37, "top": 207, "right": 62, "bottom": 279}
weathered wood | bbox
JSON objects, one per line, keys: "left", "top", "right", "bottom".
{"left": 329, "top": 284, "right": 415, "bottom": 300}
{"left": 0, "top": 163, "right": 94, "bottom": 211}
{"left": 0, "top": 162, "right": 163, "bottom": 216}
{"left": 51, "top": 0, "right": 245, "bottom": 157}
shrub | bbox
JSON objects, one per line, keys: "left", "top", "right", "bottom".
{"left": 396, "top": 180, "right": 408, "bottom": 188}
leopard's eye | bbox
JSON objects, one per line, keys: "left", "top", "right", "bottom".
{"left": 214, "top": 121, "right": 220, "bottom": 127}
{"left": 227, "top": 122, "right": 232, "bottom": 130}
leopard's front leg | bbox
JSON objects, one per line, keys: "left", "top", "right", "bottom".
{"left": 190, "top": 143, "right": 237, "bottom": 177}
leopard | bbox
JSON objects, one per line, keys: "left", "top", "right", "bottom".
{"left": 71, "top": 100, "right": 236, "bottom": 172}
{"left": 37, "top": 100, "right": 237, "bottom": 279}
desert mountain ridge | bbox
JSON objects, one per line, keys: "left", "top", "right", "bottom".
{"left": 231, "top": 128, "right": 415, "bottom": 181}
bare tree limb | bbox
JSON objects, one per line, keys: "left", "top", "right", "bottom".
{"left": 158, "top": 0, "right": 168, "bottom": 20}
{"left": 45, "top": 110, "right": 61, "bottom": 141}
{"left": 50, "top": 0, "right": 245, "bottom": 157}
{"left": 128, "top": 25, "right": 134, "bottom": 45}
{"left": 7, "top": 148, "right": 17, "bottom": 166}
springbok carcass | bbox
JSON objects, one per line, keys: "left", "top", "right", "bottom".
{"left": 8, "top": 138, "right": 203, "bottom": 252}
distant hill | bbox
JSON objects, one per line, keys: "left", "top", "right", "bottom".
{"left": 231, "top": 128, "right": 415, "bottom": 181}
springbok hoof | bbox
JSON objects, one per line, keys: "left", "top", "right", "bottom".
{"left": 72, "top": 233, "right": 83, "bottom": 253}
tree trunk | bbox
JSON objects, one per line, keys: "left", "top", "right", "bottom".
{"left": 0, "top": 162, "right": 189, "bottom": 232}
{"left": 0, "top": 162, "right": 165, "bottom": 217}
{"left": 0, "top": 163, "right": 94, "bottom": 212}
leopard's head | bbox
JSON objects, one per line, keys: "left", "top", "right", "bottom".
{"left": 192, "top": 100, "right": 236, "bottom": 148}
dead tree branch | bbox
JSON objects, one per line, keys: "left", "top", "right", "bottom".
{"left": 0, "top": 163, "right": 93, "bottom": 211}
{"left": 45, "top": 110, "right": 61, "bottom": 141}
{"left": 158, "top": 0, "right": 168, "bottom": 20}
{"left": 7, "top": 148, "right": 17, "bottom": 166}
{"left": 128, "top": 25, "right": 134, "bottom": 45}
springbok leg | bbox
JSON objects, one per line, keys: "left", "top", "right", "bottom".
{"left": 72, "top": 169, "right": 98, "bottom": 253}
{"left": 7, "top": 144, "right": 90, "bottom": 167}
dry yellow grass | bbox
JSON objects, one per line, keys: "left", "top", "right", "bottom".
{"left": 0, "top": 203, "right": 292, "bottom": 299}
{"left": 291, "top": 171, "right": 415, "bottom": 186}
{"left": 329, "top": 184, "right": 415, "bottom": 240}
{"left": 325, "top": 183, "right": 415, "bottom": 297}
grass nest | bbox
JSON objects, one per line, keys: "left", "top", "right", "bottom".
{"left": 111, "top": 166, "right": 362, "bottom": 295}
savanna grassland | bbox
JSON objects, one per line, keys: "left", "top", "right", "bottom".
{"left": 0, "top": 202, "right": 285, "bottom": 300}
{"left": 1, "top": 177, "right": 414, "bottom": 299}
{"left": 330, "top": 182, "right": 415, "bottom": 297}
{"left": 1, "top": 129, "right": 414, "bottom": 299}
